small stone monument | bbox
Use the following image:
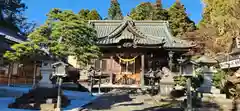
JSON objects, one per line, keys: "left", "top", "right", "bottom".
{"left": 159, "top": 67, "right": 175, "bottom": 96}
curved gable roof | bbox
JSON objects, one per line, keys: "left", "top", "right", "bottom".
{"left": 89, "top": 19, "right": 193, "bottom": 48}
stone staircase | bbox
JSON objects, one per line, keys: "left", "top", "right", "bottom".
{"left": 205, "top": 87, "right": 233, "bottom": 111}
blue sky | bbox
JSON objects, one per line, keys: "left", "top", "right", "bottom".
{"left": 22, "top": 0, "right": 203, "bottom": 25}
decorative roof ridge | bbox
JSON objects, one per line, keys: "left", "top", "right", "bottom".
{"left": 107, "top": 20, "right": 128, "bottom": 38}
{"left": 126, "top": 20, "right": 147, "bottom": 39}
{"left": 89, "top": 20, "right": 124, "bottom": 23}
{"left": 162, "top": 23, "right": 173, "bottom": 47}
{"left": 88, "top": 20, "right": 169, "bottom": 24}
{"left": 107, "top": 20, "right": 151, "bottom": 39}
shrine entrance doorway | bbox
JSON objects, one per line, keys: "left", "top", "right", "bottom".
{"left": 114, "top": 53, "right": 141, "bottom": 85}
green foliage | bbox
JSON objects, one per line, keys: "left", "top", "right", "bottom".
{"left": 168, "top": 1, "right": 196, "bottom": 37}
{"left": 130, "top": 2, "right": 154, "bottom": 20}
{"left": 0, "top": 0, "right": 35, "bottom": 34}
{"left": 87, "top": 9, "right": 102, "bottom": 20}
{"left": 173, "top": 75, "right": 187, "bottom": 86}
{"left": 196, "top": 0, "right": 240, "bottom": 54}
{"left": 78, "top": 9, "right": 101, "bottom": 20}
{"left": 173, "top": 69, "right": 204, "bottom": 90}
{"left": 130, "top": 2, "right": 169, "bottom": 21}
{"left": 213, "top": 69, "right": 226, "bottom": 89}
{"left": 152, "top": 7, "right": 169, "bottom": 20}
{"left": 4, "top": 8, "right": 100, "bottom": 66}
{"left": 78, "top": 9, "right": 90, "bottom": 20}
{"left": 129, "top": 1, "right": 194, "bottom": 38}
{"left": 108, "top": 0, "right": 123, "bottom": 20}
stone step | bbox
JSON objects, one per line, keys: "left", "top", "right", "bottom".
{"left": 214, "top": 98, "right": 233, "bottom": 111}
{"left": 213, "top": 94, "right": 226, "bottom": 99}
{"left": 211, "top": 88, "right": 221, "bottom": 94}
{"left": 214, "top": 98, "right": 232, "bottom": 104}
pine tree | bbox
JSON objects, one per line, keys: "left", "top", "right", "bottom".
{"left": 87, "top": 9, "right": 101, "bottom": 20}
{"left": 0, "top": 0, "right": 35, "bottom": 34}
{"left": 130, "top": 2, "right": 154, "bottom": 20}
{"left": 130, "top": 0, "right": 169, "bottom": 20}
{"left": 152, "top": 0, "right": 169, "bottom": 20}
{"left": 108, "top": 0, "right": 123, "bottom": 20}
{"left": 4, "top": 9, "right": 100, "bottom": 65}
{"left": 78, "top": 9, "right": 90, "bottom": 19}
{"left": 168, "top": 0, "right": 196, "bottom": 37}
{"left": 78, "top": 9, "right": 101, "bottom": 20}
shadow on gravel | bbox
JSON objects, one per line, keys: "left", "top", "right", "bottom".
{"left": 132, "top": 102, "right": 183, "bottom": 111}
{"left": 83, "top": 91, "right": 133, "bottom": 110}
{"left": 117, "top": 102, "right": 144, "bottom": 106}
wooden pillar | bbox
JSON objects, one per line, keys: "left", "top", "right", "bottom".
{"left": 168, "top": 51, "right": 174, "bottom": 71}
{"left": 33, "top": 61, "right": 36, "bottom": 87}
{"left": 140, "top": 54, "right": 145, "bottom": 88}
{"left": 89, "top": 66, "right": 95, "bottom": 96}
{"left": 110, "top": 56, "right": 113, "bottom": 84}
{"left": 98, "top": 59, "right": 102, "bottom": 94}
{"left": 7, "top": 63, "right": 12, "bottom": 86}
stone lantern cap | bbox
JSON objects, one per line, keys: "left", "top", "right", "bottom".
{"left": 195, "top": 55, "right": 218, "bottom": 64}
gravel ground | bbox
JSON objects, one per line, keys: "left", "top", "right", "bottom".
{"left": 79, "top": 86, "right": 223, "bottom": 111}
{"left": 82, "top": 89, "right": 183, "bottom": 111}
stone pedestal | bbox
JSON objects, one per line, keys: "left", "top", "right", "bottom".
{"left": 38, "top": 61, "right": 54, "bottom": 88}
{"left": 199, "top": 66, "right": 214, "bottom": 93}
{"left": 159, "top": 69, "right": 175, "bottom": 96}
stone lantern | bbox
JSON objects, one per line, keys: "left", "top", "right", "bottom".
{"left": 52, "top": 61, "right": 68, "bottom": 77}
{"left": 51, "top": 61, "right": 68, "bottom": 110}
{"left": 178, "top": 58, "right": 196, "bottom": 111}
{"left": 39, "top": 60, "right": 54, "bottom": 88}
{"left": 195, "top": 55, "right": 217, "bottom": 93}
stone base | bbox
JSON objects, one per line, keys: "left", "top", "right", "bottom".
{"left": 40, "top": 104, "right": 55, "bottom": 111}
{"left": 8, "top": 87, "right": 70, "bottom": 110}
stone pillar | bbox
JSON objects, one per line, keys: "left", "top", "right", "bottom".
{"left": 38, "top": 61, "right": 54, "bottom": 88}
{"left": 168, "top": 51, "right": 174, "bottom": 71}
{"left": 199, "top": 66, "right": 214, "bottom": 93}
{"left": 141, "top": 55, "right": 145, "bottom": 89}
{"left": 98, "top": 59, "right": 102, "bottom": 94}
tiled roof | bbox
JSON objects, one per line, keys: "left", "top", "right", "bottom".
{"left": 89, "top": 19, "right": 193, "bottom": 48}
{"left": 0, "top": 27, "right": 26, "bottom": 43}
{"left": 0, "top": 41, "right": 11, "bottom": 51}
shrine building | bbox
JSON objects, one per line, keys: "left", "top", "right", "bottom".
{"left": 86, "top": 17, "right": 194, "bottom": 88}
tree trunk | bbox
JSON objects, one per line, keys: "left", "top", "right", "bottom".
{"left": 0, "top": 9, "right": 4, "bottom": 21}
{"left": 32, "top": 61, "right": 36, "bottom": 88}
{"left": 7, "top": 63, "right": 13, "bottom": 86}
